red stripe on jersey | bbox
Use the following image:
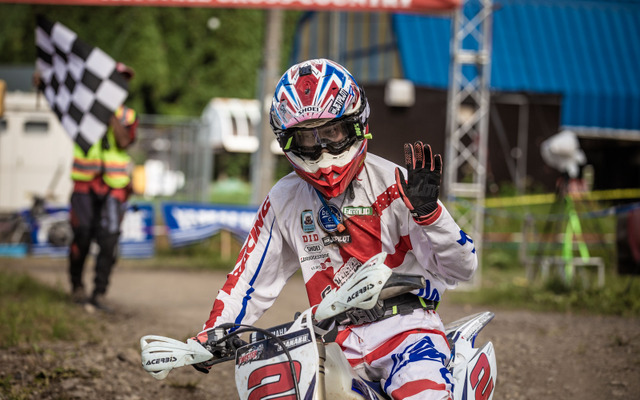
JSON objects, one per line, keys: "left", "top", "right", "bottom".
{"left": 204, "top": 299, "right": 225, "bottom": 330}
{"left": 334, "top": 325, "right": 355, "bottom": 350}
{"left": 335, "top": 183, "right": 402, "bottom": 265}
{"left": 338, "top": 215, "right": 382, "bottom": 264}
{"left": 385, "top": 234, "right": 412, "bottom": 268}
{"left": 372, "top": 183, "right": 401, "bottom": 215}
{"left": 305, "top": 264, "right": 339, "bottom": 307}
{"left": 344, "top": 328, "right": 448, "bottom": 367}
{"left": 390, "top": 379, "right": 452, "bottom": 400}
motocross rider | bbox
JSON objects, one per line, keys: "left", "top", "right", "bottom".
{"left": 193, "top": 59, "right": 477, "bottom": 400}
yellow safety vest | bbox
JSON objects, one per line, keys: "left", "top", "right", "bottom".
{"left": 71, "top": 139, "right": 102, "bottom": 182}
{"left": 71, "top": 106, "right": 136, "bottom": 189}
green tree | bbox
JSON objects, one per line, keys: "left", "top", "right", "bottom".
{"left": 0, "top": 4, "right": 300, "bottom": 116}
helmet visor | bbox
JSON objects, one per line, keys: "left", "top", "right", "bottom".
{"left": 289, "top": 121, "right": 356, "bottom": 160}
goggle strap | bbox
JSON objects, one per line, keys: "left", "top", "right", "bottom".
{"left": 284, "top": 136, "right": 293, "bottom": 151}
{"left": 353, "top": 121, "right": 363, "bottom": 138}
{"left": 348, "top": 119, "right": 368, "bottom": 141}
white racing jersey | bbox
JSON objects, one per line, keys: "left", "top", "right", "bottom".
{"left": 202, "top": 153, "right": 477, "bottom": 331}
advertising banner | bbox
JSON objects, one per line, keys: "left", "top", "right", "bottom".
{"left": 25, "top": 205, "right": 71, "bottom": 258}
{"left": 26, "top": 203, "right": 155, "bottom": 258}
{"left": 162, "top": 202, "right": 258, "bottom": 247}
{"left": 1, "top": 0, "right": 460, "bottom": 14}
{"left": 119, "top": 203, "right": 156, "bottom": 258}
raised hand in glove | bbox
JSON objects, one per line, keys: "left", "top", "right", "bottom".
{"left": 394, "top": 141, "right": 443, "bottom": 224}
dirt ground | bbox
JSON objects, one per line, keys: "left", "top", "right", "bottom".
{"left": 1, "top": 257, "right": 640, "bottom": 400}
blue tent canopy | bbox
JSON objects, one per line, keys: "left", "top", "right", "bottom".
{"left": 394, "top": 0, "right": 640, "bottom": 131}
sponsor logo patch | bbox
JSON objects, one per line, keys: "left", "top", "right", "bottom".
{"left": 322, "top": 234, "right": 352, "bottom": 246}
{"left": 300, "top": 253, "right": 330, "bottom": 263}
{"left": 318, "top": 204, "right": 342, "bottom": 233}
{"left": 333, "top": 257, "right": 362, "bottom": 286}
{"left": 274, "top": 333, "right": 311, "bottom": 351}
{"left": 298, "top": 106, "right": 321, "bottom": 115}
{"left": 329, "top": 89, "right": 348, "bottom": 115}
{"left": 303, "top": 233, "right": 320, "bottom": 243}
{"left": 304, "top": 243, "right": 324, "bottom": 253}
{"left": 237, "top": 344, "right": 263, "bottom": 365}
{"left": 145, "top": 356, "right": 177, "bottom": 366}
{"left": 301, "top": 210, "right": 316, "bottom": 233}
{"left": 278, "top": 100, "right": 288, "bottom": 115}
{"left": 342, "top": 206, "right": 373, "bottom": 216}
{"left": 311, "top": 257, "right": 333, "bottom": 271}
{"left": 347, "top": 283, "right": 375, "bottom": 302}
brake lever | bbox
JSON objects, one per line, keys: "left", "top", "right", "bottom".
{"left": 204, "top": 355, "right": 236, "bottom": 367}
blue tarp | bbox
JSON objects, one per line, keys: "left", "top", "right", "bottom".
{"left": 394, "top": 0, "right": 640, "bottom": 130}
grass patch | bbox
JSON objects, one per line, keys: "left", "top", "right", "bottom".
{"left": 0, "top": 270, "right": 96, "bottom": 348}
{"left": 146, "top": 232, "right": 243, "bottom": 271}
{"left": 448, "top": 260, "right": 640, "bottom": 317}
{"left": 444, "top": 194, "right": 638, "bottom": 316}
{"left": 210, "top": 178, "right": 252, "bottom": 205}
{"left": 145, "top": 226, "right": 639, "bottom": 316}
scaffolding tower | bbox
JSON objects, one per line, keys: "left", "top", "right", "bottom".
{"left": 444, "top": 0, "right": 494, "bottom": 286}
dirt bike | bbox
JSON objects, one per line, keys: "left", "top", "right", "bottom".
{"left": 140, "top": 252, "right": 497, "bottom": 399}
{"left": 0, "top": 165, "right": 72, "bottom": 250}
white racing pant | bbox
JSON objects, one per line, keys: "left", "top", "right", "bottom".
{"left": 336, "top": 309, "right": 453, "bottom": 400}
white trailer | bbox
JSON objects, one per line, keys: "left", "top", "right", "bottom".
{"left": 0, "top": 91, "right": 73, "bottom": 212}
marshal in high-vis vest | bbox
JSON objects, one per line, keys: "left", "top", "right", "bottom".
{"left": 68, "top": 62, "right": 138, "bottom": 312}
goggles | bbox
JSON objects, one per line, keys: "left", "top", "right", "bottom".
{"left": 282, "top": 119, "right": 362, "bottom": 160}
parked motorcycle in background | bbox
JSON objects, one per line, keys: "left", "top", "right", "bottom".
{"left": 0, "top": 166, "right": 72, "bottom": 253}
{"left": 140, "top": 252, "right": 497, "bottom": 399}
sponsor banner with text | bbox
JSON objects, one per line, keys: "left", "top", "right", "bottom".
{"left": 26, "top": 203, "right": 155, "bottom": 258}
{"left": 1, "top": 0, "right": 460, "bottom": 13}
{"left": 119, "top": 204, "right": 156, "bottom": 258}
{"left": 162, "top": 202, "right": 258, "bottom": 247}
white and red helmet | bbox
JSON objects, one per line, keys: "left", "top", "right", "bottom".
{"left": 270, "top": 59, "right": 371, "bottom": 198}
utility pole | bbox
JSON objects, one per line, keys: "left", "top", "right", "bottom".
{"left": 251, "top": 9, "right": 283, "bottom": 205}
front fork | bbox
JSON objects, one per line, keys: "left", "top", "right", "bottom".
{"left": 316, "top": 341, "right": 327, "bottom": 400}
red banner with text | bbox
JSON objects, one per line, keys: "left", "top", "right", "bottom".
{"left": 1, "top": 0, "right": 460, "bottom": 14}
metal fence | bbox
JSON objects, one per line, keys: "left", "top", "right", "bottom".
{"left": 130, "top": 114, "right": 210, "bottom": 203}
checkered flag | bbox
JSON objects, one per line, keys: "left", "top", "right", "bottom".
{"left": 35, "top": 15, "right": 129, "bottom": 154}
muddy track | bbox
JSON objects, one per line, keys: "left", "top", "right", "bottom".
{"left": 1, "top": 258, "right": 639, "bottom": 399}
